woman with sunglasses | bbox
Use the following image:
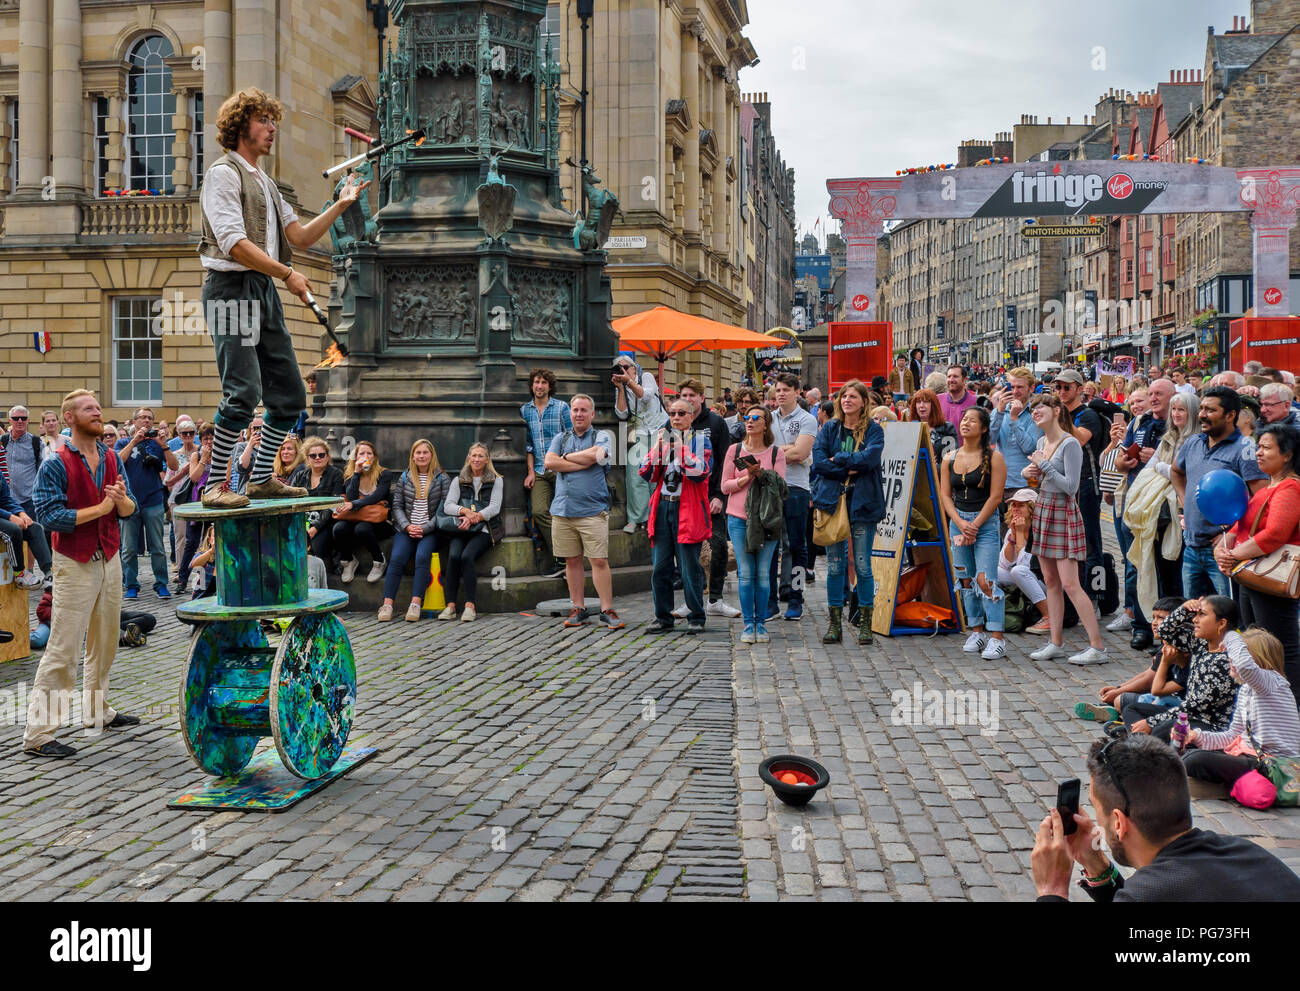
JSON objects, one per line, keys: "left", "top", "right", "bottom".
{"left": 1023, "top": 395, "right": 1108, "bottom": 664}
{"left": 812, "top": 380, "right": 885, "bottom": 645}
{"left": 720, "top": 405, "right": 787, "bottom": 643}
{"left": 289, "top": 437, "right": 346, "bottom": 564}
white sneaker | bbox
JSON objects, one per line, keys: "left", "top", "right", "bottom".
{"left": 367, "top": 558, "right": 386, "bottom": 583}
{"left": 1106, "top": 613, "right": 1133, "bottom": 633}
{"left": 460, "top": 603, "right": 477, "bottom": 622}
{"left": 622, "top": 522, "right": 637, "bottom": 534}
{"left": 707, "top": 600, "right": 742, "bottom": 619}
{"left": 672, "top": 604, "right": 689, "bottom": 619}
{"left": 16, "top": 566, "right": 44, "bottom": 590}
{"left": 981, "top": 638, "right": 1007, "bottom": 660}
{"left": 437, "top": 604, "right": 457, "bottom": 621}
{"left": 1069, "top": 646, "right": 1110, "bottom": 665}
{"left": 340, "top": 558, "right": 359, "bottom": 584}
{"left": 963, "top": 632, "right": 989, "bottom": 653}
{"left": 1030, "top": 642, "right": 1067, "bottom": 662}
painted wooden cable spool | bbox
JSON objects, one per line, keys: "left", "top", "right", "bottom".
{"left": 173, "top": 497, "right": 356, "bottom": 780}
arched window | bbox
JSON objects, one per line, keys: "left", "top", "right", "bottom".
{"left": 126, "top": 35, "right": 176, "bottom": 192}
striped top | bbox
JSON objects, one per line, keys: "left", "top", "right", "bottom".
{"left": 409, "top": 474, "right": 431, "bottom": 527}
{"left": 1199, "top": 631, "right": 1300, "bottom": 757}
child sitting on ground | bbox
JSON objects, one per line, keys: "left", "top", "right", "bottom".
{"left": 997, "top": 489, "right": 1049, "bottom": 635}
{"left": 1184, "top": 627, "right": 1300, "bottom": 787}
{"left": 1076, "top": 595, "right": 1184, "bottom": 726}
{"left": 1134, "top": 596, "right": 1240, "bottom": 743}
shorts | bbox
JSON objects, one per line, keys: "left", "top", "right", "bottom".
{"left": 553, "top": 512, "right": 610, "bottom": 560}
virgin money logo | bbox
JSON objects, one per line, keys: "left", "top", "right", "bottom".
{"left": 1106, "top": 173, "right": 1134, "bottom": 199}
{"left": 852, "top": 294, "right": 871, "bottom": 312}
{"left": 1264, "top": 287, "right": 1283, "bottom": 306}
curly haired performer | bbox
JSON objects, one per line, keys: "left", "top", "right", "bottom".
{"left": 197, "top": 88, "right": 369, "bottom": 508}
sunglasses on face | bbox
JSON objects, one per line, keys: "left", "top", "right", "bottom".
{"left": 180, "top": 430, "right": 195, "bottom": 437}
{"left": 669, "top": 411, "right": 692, "bottom": 417}
{"left": 308, "top": 452, "right": 328, "bottom": 459}
{"left": 743, "top": 414, "right": 763, "bottom": 422}
{"left": 10, "top": 416, "right": 27, "bottom": 421}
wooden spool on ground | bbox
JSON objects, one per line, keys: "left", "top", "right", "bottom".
{"left": 0, "top": 543, "right": 31, "bottom": 663}
{"left": 173, "top": 497, "right": 355, "bottom": 779}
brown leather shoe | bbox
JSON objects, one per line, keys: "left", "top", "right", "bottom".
{"left": 201, "top": 483, "right": 250, "bottom": 509}
{"left": 247, "top": 478, "right": 309, "bottom": 500}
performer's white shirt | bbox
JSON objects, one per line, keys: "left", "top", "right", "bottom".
{"left": 199, "top": 150, "right": 300, "bottom": 271}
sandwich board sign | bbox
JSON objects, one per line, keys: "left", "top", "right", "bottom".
{"left": 870, "top": 422, "right": 964, "bottom": 637}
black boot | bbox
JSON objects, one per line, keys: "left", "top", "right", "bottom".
{"left": 822, "top": 607, "right": 842, "bottom": 644}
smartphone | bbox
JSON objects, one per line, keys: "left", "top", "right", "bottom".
{"left": 734, "top": 454, "right": 759, "bottom": 470}
{"left": 1056, "top": 778, "right": 1081, "bottom": 835}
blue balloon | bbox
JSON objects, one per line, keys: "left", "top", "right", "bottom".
{"left": 1196, "top": 469, "right": 1250, "bottom": 527}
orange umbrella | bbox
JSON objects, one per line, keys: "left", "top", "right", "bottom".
{"left": 612, "top": 306, "right": 783, "bottom": 391}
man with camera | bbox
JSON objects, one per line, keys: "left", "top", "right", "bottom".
{"left": 1031, "top": 734, "right": 1300, "bottom": 901}
{"left": 114, "top": 407, "right": 179, "bottom": 600}
{"left": 641, "top": 398, "right": 713, "bottom": 633}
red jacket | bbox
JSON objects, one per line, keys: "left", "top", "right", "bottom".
{"left": 52, "top": 443, "right": 122, "bottom": 563}
{"left": 639, "top": 430, "right": 713, "bottom": 545}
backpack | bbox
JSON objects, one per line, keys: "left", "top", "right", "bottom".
{"left": 556, "top": 428, "right": 612, "bottom": 509}
{"left": 0, "top": 432, "right": 43, "bottom": 466}
{"left": 1090, "top": 552, "right": 1120, "bottom": 617}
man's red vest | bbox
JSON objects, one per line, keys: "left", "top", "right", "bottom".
{"left": 52, "top": 442, "right": 121, "bottom": 563}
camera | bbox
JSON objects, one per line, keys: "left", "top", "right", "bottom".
{"left": 145, "top": 429, "right": 158, "bottom": 437}
{"left": 662, "top": 466, "right": 683, "bottom": 490}
{"left": 142, "top": 454, "right": 163, "bottom": 472}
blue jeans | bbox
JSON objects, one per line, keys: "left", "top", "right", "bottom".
{"left": 826, "top": 522, "right": 876, "bottom": 609}
{"left": 120, "top": 500, "right": 169, "bottom": 591}
{"left": 949, "top": 509, "right": 1004, "bottom": 632}
{"left": 384, "top": 530, "right": 439, "bottom": 602}
{"left": 727, "top": 515, "right": 778, "bottom": 628}
{"left": 768, "top": 486, "right": 811, "bottom": 611}
{"left": 1183, "top": 543, "right": 1230, "bottom": 598}
{"left": 652, "top": 500, "right": 703, "bottom": 623}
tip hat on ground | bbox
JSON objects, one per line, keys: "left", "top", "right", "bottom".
{"left": 1055, "top": 369, "right": 1085, "bottom": 386}
{"left": 1009, "top": 488, "right": 1038, "bottom": 505}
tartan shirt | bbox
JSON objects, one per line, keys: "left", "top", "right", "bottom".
{"left": 520, "top": 397, "right": 572, "bottom": 476}
{"left": 33, "top": 440, "right": 136, "bottom": 533}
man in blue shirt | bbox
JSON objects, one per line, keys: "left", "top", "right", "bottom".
{"left": 990, "top": 368, "right": 1041, "bottom": 503}
{"left": 1112, "top": 378, "right": 1175, "bottom": 649}
{"left": 1172, "top": 386, "right": 1269, "bottom": 597}
{"left": 544, "top": 394, "right": 620, "bottom": 630}
{"left": 114, "top": 407, "right": 179, "bottom": 599}
{"left": 520, "top": 368, "right": 571, "bottom": 578}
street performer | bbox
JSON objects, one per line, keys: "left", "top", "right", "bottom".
{"left": 197, "top": 87, "right": 370, "bottom": 508}
{"left": 23, "top": 390, "right": 138, "bottom": 759}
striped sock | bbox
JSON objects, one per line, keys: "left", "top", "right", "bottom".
{"left": 249, "top": 423, "right": 289, "bottom": 484}
{"left": 206, "top": 424, "right": 241, "bottom": 492}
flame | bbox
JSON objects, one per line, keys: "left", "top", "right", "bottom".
{"left": 315, "top": 343, "right": 345, "bottom": 369}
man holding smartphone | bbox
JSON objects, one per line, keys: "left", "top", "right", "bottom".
{"left": 114, "top": 407, "right": 179, "bottom": 600}
{"left": 990, "top": 368, "right": 1041, "bottom": 506}
{"left": 1031, "top": 735, "right": 1300, "bottom": 901}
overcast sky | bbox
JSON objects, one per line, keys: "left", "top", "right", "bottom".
{"left": 739, "top": 0, "right": 1246, "bottom": 241}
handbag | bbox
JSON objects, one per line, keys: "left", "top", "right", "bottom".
{"left": 1261, "top": 754, "right": 1300, "bottom": 807}
{"left": 1231, "top": 486, "right": 1300, "bottom": 599}
{"left": 336, "top": 502, "right": 389, "bottom": 524}
{"left": 1098, "top": 447, "right": 1124, "bottom": 495}
{"left": 812, "top": 492, "right": 849, "bottom": 547}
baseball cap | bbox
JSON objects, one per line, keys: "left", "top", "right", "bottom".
{"left": 1009, "top": 488, "right": 1038, "bottom": 505}
{"left": 1055, "top": 369, "right": 1085, "bottom": 386}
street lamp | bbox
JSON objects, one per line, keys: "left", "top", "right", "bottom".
{"left": 577, "top": 0, "right": 594, "bottom": 182}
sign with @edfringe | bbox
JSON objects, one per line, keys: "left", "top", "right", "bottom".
{"left": 829, "top": 321, "right": 892, "bottom": 390}
{"left": 1229, "top": 317, "right": 1300, "bottom": 375}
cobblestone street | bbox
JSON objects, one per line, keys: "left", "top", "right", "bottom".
{"left": 2, "top": 516, "right": 1299, "bottom": 901}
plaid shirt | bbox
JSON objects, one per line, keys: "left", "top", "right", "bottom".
{"left": 33, "top": 441, "right": 135, "bottom": 533}
{"left": 520, "top": 397, "right": 572, "bottom": 476}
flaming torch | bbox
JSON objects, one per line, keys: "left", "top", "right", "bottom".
{"left": 322, "top": 128, "right": 427, "bottom": 179}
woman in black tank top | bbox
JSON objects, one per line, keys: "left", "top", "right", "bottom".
{"left": 940, "top": 407, "right": 1008, "bottom": 660}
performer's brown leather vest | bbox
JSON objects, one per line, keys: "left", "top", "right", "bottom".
{"left": 197, "top": 152, "right": 294, "bottom": 266}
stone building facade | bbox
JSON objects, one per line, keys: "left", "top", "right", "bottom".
{"left": 0, "top": 0, "right": 381, "bottom": 421}
{"left": 543, "top": 0, "right": 760, "bottom": 395}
